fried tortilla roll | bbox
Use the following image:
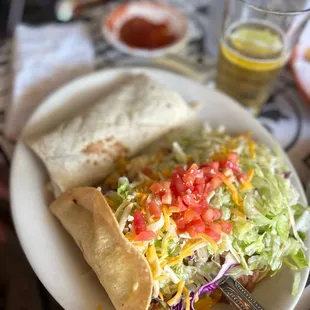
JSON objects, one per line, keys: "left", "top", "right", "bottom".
{"left": 26, "top": 74, "right": 192, "bottom": 196}
{"left": 50, "top": 187, "right": 152, "bottom": 310}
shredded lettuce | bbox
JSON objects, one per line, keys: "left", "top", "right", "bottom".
{"left": 292, "top": 272, "right": 301, "bottom": 296}
{"left": 117, "top": 177, "right": 131, "bottom": 199}
{"left": 104, "top": 127, "right": 309, "bottom": 302}
{"left": 172, "top": 142, "right": 187, "bottom": 164}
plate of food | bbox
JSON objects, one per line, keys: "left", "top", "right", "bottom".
{"left": 11, "top": 68, "right": 309, "bottom": 310}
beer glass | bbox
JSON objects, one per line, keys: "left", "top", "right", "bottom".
{"left": 216, "top": 0, "right": 310, "bottom": 113}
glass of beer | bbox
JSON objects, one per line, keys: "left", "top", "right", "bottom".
{"left": 216, "top": 0, "right": 310, "bottom": 113}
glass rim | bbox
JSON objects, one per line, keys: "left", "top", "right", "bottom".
{"left": 238, "top": 0, "right": 310, "bottom": 15}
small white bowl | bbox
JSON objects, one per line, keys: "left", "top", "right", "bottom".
{"left": 102, "top": 2, "right": 188, "bottom": 58}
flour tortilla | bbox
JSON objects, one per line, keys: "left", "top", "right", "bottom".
{"left": 26, "top": 74, "right": 193, "bottom": 196}
{"left": 50, "top": 187, "right": 153, "bottom": 310}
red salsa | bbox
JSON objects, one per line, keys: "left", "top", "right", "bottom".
{"left": 119, "top": 17, "right": 177, "bottom": 49}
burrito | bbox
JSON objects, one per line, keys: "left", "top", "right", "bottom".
{"left": 26, "top": 74, "right": 193, "bottom": 196}
{"left": 50, "top": 127, "right": 310, "bottom": 310}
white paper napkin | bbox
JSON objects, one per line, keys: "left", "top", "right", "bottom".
{"left": 4, "top": 22, "right": 95, "bottom": 140}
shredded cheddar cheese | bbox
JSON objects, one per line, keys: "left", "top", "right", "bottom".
{"left": 167, "top": 281, "right": 185, "bottom": 306}
{"left": 183, "top": 286, "right": 190, "bottom": 310}
{"left": 167, "top": 256, "right": 183, "bottom": 267}
{"left": 248, "top": 140, "right": 256, "bottom": 159}
{"left": 180, "top": 241, "right": 200, "bottom": 258}
{"left": 162, "top": 206, "right": 171, "bottom": 231}
{"left": 136, "top": 192, "right": 148, "bottom": 206}
{"left": 166, "top": 240, "right": 207, "bottom": 266}
{"left": 220, "top": 146, "right": 232, "bottom": 156}
{"left": 155, "top": 275, "right": 170, "bottom": 281}
{"left": 248, "top": 168, "right": 255, "bottom": 181}
{"left": 160, "top": 261, "right": 167, "bottom": 268}
{"left": 220, "top": 174, "right": 244, "bottom": 210}
{"left": 158, "top": 230, "right": 165, "bottom": 238}
{"left": 229, "top": 138, "right": 238, "bottom": 148}
{"left": 136, "top": 180, "right": 153, "bottom": 192}
{"left": 241, "top": 168, "right": 255, "bottom": 191}
{"left": 169, "top": 206, "right": 180, "bottom": 213}
{"left": 199, "top": 234, "right": 218, "bottom": 251}
{"left": 160, "top": 235, "right": 174, "bottom": 258}
{"left": 124, "top": 233, "right": 135, "bottom": 241}
{"left": 146, "top": 244, "right": 161, "bottom": 277}
{"left": 241, "top": 182, "right": 253, "bottom": 191}
{"left": 231, "top": 208, "right": 246, "bottom": 218}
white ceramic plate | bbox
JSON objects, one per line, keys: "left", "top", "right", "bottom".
{"left": 11, "top": 68, "right": 309, "bottom": 310}
{"left": 295, "top": 285, "right": 310, "bottom": 310}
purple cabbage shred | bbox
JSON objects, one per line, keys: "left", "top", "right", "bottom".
{"left": 171, "top": 300, "right": 184, "bottom": 310}
{"left": 170, "top": 255, "right": 239, "bottom": 309}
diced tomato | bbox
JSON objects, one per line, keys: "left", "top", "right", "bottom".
{"left": 205, "top": 227, "right": 221, "bottom": 242}
{"left": 133, "top": 210, "right": 147, "bottom": 235}
{"left": 171, "top": 173, "right": 186, "bottom": 194}
{"left": 194, "top": 177, "right": 205, "bottom": 185}
{"left": 182, "top": 194, "right": 200, "bottom": 208}
{"left": 150, "top": 183, "right": 163, "bottom": 194}
{"left": 148, "top": 201, "right": 162, "bottom": 218}
{"left": 175, "top": 216, "right": 186, "bottom": 229}
{"left": 228, "top": 152, "right": 239, "bottom": 164}
{"left": 237, "top": 173, "right": 249, "bottom": 183}
{"left": 162, "top": 181, "right": 171, "bottom": 190}
{"left": 195, "top": 183, "right": 205, "bottom": 195}
{"left": 135, "top": 231, "right": 156, "bottom": 241}
{"left": 175, "top": 196, "right": 187, "bottom": 211}
{"left": 195, "top": 170, "right": 204, "bottom": 180}
{"left": 175, "top": 166, "right": 186, "bottom": 175}
{"left": 213, "top": 208, "right": 222, "bottom": 220}
{"left": 211, "top": 177, "right": 223, "bottom": 189}
{"left": 204, "top": 183, "right": 214, "bottom": 195}
{"left": 185, "top": 183, "right": 195, "bottom": 192}
{"left": 192, "top": 190, "right": 202, "bottom": 200}
{"left": 167, "top": 162, "right": 231, "bottom": 242}
{"left": 222, "top": 168, "right": 233, "bottom": 178}
{"left": 202, "top": 167, "right": 217, "bottom": 178}
{"left": 186, "top": 218, "right": 206, "bottom": 237}
{"left": 184, "top": 208, "right": 198, "bottom": 224}
{"left": 224, "top": 161, "right": 240, "bottom": 173}
{"left": 202, "top": 209, "right": 214, "bottom": 222}
{"left": 162, "top": 190, "right": 172, "bottom": 205}
{"left": 183, "top": 163, "right": 199, "bottom": 183}
{"left": 209, "top": 222, "right": 222, "bottom": 235}
{"left": 209, "top": 161, "right": 220, "bottom": 171}
{"left": 219, "top": 160, "right": 226, "bottom": 169}
{"left": 221, "top": 220, "right": 233, "bottom": 234}
{"left": 194, "top": 206, "right": 204, "bottom": 215}
{"left": 186, "top": 226, "right": 197, "bottom": 237}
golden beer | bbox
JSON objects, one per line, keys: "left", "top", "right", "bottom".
{"left": 216, "top": 20, "right": 289, "bottom": 111}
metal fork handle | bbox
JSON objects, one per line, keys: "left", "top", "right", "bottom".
{"left": 218, "top": 277, "right": 265, "bottom": 310}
